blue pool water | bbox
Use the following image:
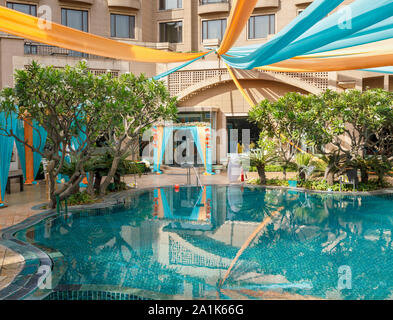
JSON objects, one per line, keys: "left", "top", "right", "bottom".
{"left": 15, "top": 186, "right": 393, "bottom": 300}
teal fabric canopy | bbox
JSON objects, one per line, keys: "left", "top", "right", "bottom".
{"left": 222, "top": 0, "right": 393, "bottom": 69}
{"left": 0, "top": 112, "right": 17, "bottom": 205}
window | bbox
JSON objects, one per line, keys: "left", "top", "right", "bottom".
{"left": 159, "top": 0, "right": 182, "bottom": 10}
{"left": 159, "top": 21, "right": 183, "bottom": 43}
{"left": 248, "top": 14, "right": 275, "bottom": 39}
{"left": 202, "top": 19, "right": 227, "bottom": 41}
{"left": 24, "top": 43, "right": 38, "bottom": 55}
{"left": 6, "top": 2, "right": 37, "bottom": 16}
{"left": 61, "top": 8, "right": 88, "bottom": 57}
{"left": 111, "top": 14, "right": 135, "bottom": 39}
{"left": 61, "top": 8, "right": 88, "bottom": 32}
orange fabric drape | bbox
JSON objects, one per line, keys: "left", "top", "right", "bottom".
{"left": 257, "top": 51, "right": 393, "bottom": 73}
{"left": 0, "top": 6, "right": 207, "bottom": 63}
{"left": 217, "top": 0, "right": 259, "bottom": 55}
{"left": 24, "top": 119, "right": 34, "bottom": 185}
{"left": 225, "top": 63, "right": 318, "bottom": 157}
{"left": 225, "top": 63, "right": 255, "bottom": 107}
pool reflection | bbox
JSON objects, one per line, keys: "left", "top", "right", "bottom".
{"left": 17, "top": 186, "right": 393, "bottom": 300}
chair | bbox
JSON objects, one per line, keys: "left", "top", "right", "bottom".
{"left": 339, "top": 168, "right": 359, "bottom": 192}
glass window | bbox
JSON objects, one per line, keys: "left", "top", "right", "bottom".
{"left": 111, "top": 14, "right": 135, "bottom": 39}
{"left": 24, "top": 43, "right": 38, "bottom": 55}
{"left": 61, "top": 8, "right": 88, "bottom": 32}
{"left": 248, "top": 14, "right": 275, "bottom": 39}
{"left": 159, "top": 21, "right": 183, "bottom": 43}
{"left": 202, "top": 19, "right": 227, "bottom": 41}
{"left": 6, "top": 2, "right": 37, "bottom": 16}
{"left": 159, "top": 0, "right": 182, "bottom": 10}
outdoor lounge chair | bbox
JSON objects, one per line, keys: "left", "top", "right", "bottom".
{"left": 339, "top": 168, "right": 359, "bottom": 192}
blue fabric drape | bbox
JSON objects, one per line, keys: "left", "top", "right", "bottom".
{"left": 223, "top": 0, "right": 393, "bottom": 69}
{"left": 222, "top": 0, "right": 345, "bottom": 69}
{"left": 306, "top": 16, "right": 393, "bottom": 55}
{"left": 361, "top": 66, "right": 393, "bottom": 74}
{"left": 153, "top": 51, "right": 213, "bottom": 81}
{"left": 158, "top": 127, "right": 174, "bottom": 173}
{"left": 0, "top": 112, "right": 17, "bottom": 203}
{"left": 15, "top": 118, "right": 26, "bottom": 180}
{"left": 190, "top": 127, "right": 205, "bottom": 168}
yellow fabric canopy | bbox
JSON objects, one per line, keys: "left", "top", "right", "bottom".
{"left": 0, "top": 6, "right": 207, "bottom": 63}
{"left": 217, "top": 0, "right": 258, "bottom": 55}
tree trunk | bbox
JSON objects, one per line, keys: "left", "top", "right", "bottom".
{"left": 86, "top": 172, "right": 95, "bottom": 196}
{"left": 360, "top": 167, "right": 369, "bottom": 184}
{"left": 257, "top": 164, "right": 267, "bottom": 185}
{"left": 94, "top": 172, "right": 102, "bottom": 194}
{"left": 283, "top": 166, "right": 287, "bottom": 181}
{"left": 47, "top": 161, "right": 57, "bottom": 209}
{"left": 100, "top": 155, "right": 121, "bottom": 196}
{"left": 326, "top": 171, "right": 334, "bottom": 186}
{"left": 59, "top": 176, "right": 83, "bottom": 200}
{"left": 324, "top": 164, "right": 335, "bottom": 186}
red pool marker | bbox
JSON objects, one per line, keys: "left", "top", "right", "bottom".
{"left": 175, "top": 184, "right": 180, "bottom": 192}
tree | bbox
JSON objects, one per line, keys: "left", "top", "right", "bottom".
{"left": 318, "top": 89, "right": 393, "bottom": 184}
{"left": 248, "top": 131, "right": 278, "bottom": 184}
{"left": 97, "top": 73, "right": 177, "bottom": 196}
{"left": 249, "top": 89, "right": 393, "bottom": 185}
{"left": 249, "top": 93, "right": 332, "bottom": 180}
{"left": 0, "top": 61, "right": 110, "bottom": 208}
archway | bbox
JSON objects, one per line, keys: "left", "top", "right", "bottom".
{"left": 152, "top": 123, "right": 214, "bottom": 176}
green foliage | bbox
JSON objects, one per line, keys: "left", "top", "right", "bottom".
{"left": 249, "top": 164, "right": 297, "bottom": 172}
{"left": 248, "top": 132, "right": 278, "bottom": 168}
{"left": 299, "top": 179, "right": 391, "bottom": 192}
{"left": 248, "top": 178, "right": 391, "bottom": 192}
{"left": 0, "top": 61, "right": 178, "bottom": 206}
{"left": 67, "top": 192, "right": 97, "bottom": 206}
{"left": 249, "top": 89, "right": 393, "bottom": 185}
{"left": 295, "top": 153, "right": 313, "bottom": 167}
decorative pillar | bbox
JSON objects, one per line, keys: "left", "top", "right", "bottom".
{"left": 24, "top": 118, "right": 35, "bottom": 185}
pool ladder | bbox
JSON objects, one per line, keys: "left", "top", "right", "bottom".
{"left": 183, "top": 163, "right": 203, "bottom": 188}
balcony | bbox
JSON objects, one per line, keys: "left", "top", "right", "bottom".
{"left": 198, "top": 0, "right": 230, "bottom": 15}
{"left": 202, "top": 38, "right": 221, "bottom": 49}
{"left": 58, "top": 0, "right": 93, "bottom": 5}
{"left": 107, "top": 0, "right": 141, "bottom": 10}
{"left": 294, "top": 0, "right": 314, "bottom": 6}
{"left": 24, "top": 42, "right": 106, "bottom": 59}
{"left": 255, "top": 0, "right": 279, "bottom": 9}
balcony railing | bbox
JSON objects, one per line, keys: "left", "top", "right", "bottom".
{"left": 24, "top": 42, "right": 107, "bottom": 59}
{"left": 198, "top": 0, "right": 230, "bottom": 14}
{"left": 199, "top": 0, "right": 228, "bottom": 4}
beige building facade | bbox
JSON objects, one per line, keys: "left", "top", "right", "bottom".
{"left": 1, "top": 0, "right": 392, "bottom": 165}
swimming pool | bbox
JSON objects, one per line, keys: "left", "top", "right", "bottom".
{"left": 9, "top": 185, "right": 393, "bottom": 300}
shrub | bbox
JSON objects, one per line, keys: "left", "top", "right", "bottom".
{"left": 67, "top": 192, "right": 97, "bottom": 206}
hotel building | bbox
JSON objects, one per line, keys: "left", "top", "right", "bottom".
{"left": 0, "top": 0, "right": 391, "bottom": 166}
